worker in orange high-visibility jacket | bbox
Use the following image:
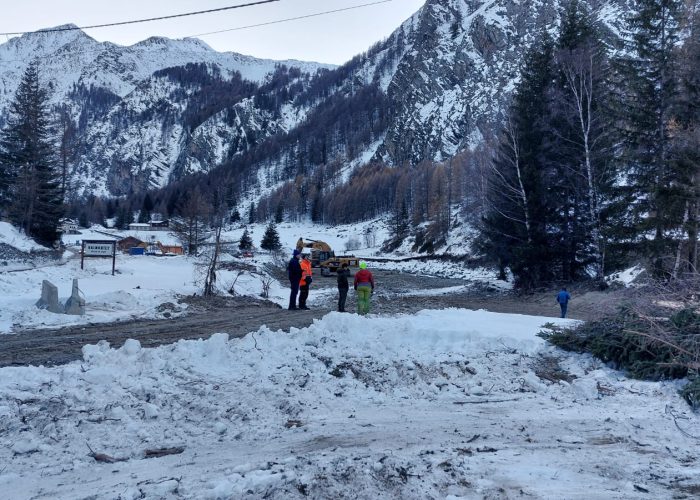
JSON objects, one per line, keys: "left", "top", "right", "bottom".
{"left": 298, "top": 253, "right": 313, "bottom": 310}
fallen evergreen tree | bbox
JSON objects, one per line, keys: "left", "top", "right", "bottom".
{"left": 539, "top": 278, "right": 700, "bottom": 410}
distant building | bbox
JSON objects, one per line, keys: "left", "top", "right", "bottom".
{"left": 158, "top": 243, "right": 184, "bottom": 255}
{"left": 59, "top": 218, "right": 79, "bottom": 234}
{"left": 149, "top": 219, "right": 169, "bottom": 229}
{"left": 117, "top": 236, "right": 146, "bottom": 253}
{"left": 128, "top": 220, "right": 170, "bottom": 231}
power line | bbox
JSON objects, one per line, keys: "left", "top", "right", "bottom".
{"left": 187, "top": 0, "right": 394, "bottom": 38}
{"left": 0, "top": 0, "right": 281, "bottom": 37}
{"left": 0, "top": 0, "right": 397, "bottom": 66}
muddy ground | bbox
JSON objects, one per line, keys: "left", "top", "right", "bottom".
{"left": 0, "top": 269, "right": 624, "bottom": 368}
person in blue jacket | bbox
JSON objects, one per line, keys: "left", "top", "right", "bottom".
{"left": 287, "top": 249, "right": 302, "bottom": 310}
{"left": 556, "top": 287, "right": 571, "bottom": 318}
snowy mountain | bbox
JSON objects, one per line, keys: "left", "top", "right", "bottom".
{"left": 0, "top": 1, "right": 633, "bottom": 198}
{"left": 0, "top": 25, "right": 333, "bottom": 195}
{"left": 213, "top": 0, "right": 633, "bottom": 209}
{"left": 340, "top": 0, "right": 631, "bottom": 164}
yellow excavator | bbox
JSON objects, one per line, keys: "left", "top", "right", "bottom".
{"left": 296, "top": 238, "right": 359, "bottom": 276}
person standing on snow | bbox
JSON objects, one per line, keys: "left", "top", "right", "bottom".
{"left": 298, "top": 253, "right": 313, "bottom": 310}
{"left": 336, "top": 262, "right": 351, "bottom": 312}
{"left": 287, "top": 249, "right": 302, "bottom": 310}
{"left": 556, "top": 287, "right": 571, "bottom": 318}
{"left": 353, "top": 261, "right": 375, "bottom": 315}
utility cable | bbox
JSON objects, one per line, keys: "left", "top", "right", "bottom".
{"left": 0, "top": 0, "right": 396, "bottom": 66}
{"left": 0, "top": 0, "right": 281, "bottom": 37}
{"left": 187, "top": 0, "right": 393, "bottom": 38}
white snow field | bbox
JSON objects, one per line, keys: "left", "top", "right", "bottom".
{"left": 0, "top": 309, "right": 698, "bottom": 499}
{"left": 1, "top": 222, "right": 699, "bottom": 498}
{"left": 0, "top": 217, "right": 502, "bottom": 335}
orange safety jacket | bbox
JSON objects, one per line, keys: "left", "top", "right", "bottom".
{"left": 300, "top": 258, "right": 313, "bottom": 286}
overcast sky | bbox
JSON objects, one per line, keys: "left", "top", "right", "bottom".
{"left": 0, "top": 0, "right": 426, "bottom": 65}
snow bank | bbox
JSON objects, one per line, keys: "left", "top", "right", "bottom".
{"left": 0, "top": 221, "right": 46, "bottom": 253}
{"left": 0, "top": 309, "right": 696, "bottom": 499}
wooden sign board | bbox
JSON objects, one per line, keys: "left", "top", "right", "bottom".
{"left": 81, "top": 240, "right": 117, "bottom": 275}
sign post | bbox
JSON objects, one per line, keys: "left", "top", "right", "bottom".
{"left": 81, "top": 240, "right": 117, "bottom": 275}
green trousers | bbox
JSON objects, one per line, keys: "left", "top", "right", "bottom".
{"left": 356, "top": 286, "right": 372, "bottom": 315}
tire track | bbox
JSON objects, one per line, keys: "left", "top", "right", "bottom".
{"left": 0, "top": 303, "right": 329, "bottom": 368}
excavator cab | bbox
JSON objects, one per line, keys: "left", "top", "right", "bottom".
{"left": 297, "top": 237, "right": 357, "bottom": 275}
{"left": 298, "top": 238, "right": 333, "bottom": 267}
{"left": 312, "top": 249, "right": 334, "bottom": 268}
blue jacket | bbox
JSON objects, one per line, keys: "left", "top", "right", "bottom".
{"left": 287, "top": 257, "right": 302, "bottom": 282}
{"left": 556, "top": 290, "right": 571, "bottom": 305}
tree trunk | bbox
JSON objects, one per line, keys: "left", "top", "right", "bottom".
{"left": 672, "top": 201, "right": 690, "bottom": 278}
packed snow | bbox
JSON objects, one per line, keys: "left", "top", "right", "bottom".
{"left": 2, "top": 221, "right": 699, "bottom": 498}
{"left": 606, "top": 265, "right": 646, "bottom": 287}
{"left": 0, "top": 221, "right": 46, "bottom": 254}
{"left": 1, "top": 309, "right": 698, "bottom": 499}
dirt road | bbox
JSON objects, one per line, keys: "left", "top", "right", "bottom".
{"left": 0, "top": 270, "right": 614, "bottom": 368}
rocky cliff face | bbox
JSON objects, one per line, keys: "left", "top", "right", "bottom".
{"left": 377, "top": 0, "right": 630, "bottom": 164}
{"left": 0, "top": 26, "right": 332, "bottom": 196}
{"left": 0, "top": 1, "right": 632, "bottom": 198}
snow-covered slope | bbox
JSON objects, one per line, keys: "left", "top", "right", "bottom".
{"left": 0, "top": 1, "right": 633, "bottom": 198}
{"left": 374, "top": 0, "right": 633, "bottom": 163}
{"left": 0, "top": 26, "right": 333, "bottom": 195}
{"left": 213, "top": 0, "right": 634, "bottom": 208}
{"left": 0, "top": 25, "right": 331, "bottom": 104}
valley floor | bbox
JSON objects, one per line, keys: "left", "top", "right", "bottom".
{"left": 0, "top": 269, "right": 605, "bottom": 368}
{"left": 2, "top": 225, "right": 695, "bottom": 499}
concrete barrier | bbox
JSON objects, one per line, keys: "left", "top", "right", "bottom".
{"left": 64, "top": 279, "right": 86, "bottom": 315}
{"left": 35, "top": 280, "right": 62, "bottom": 313}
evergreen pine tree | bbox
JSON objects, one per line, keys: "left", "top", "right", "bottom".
{"left": 548, "top": 0, "right": 616, "bottom": 281}
{"left": 239, "top": 227, "right": 253, "bottom": 250}
{"left": 0, "top": 62, "right": 63, "bottom": 246}
{"left": 230, "top": 209, "right": 241, "bottom": 224}
{"left": 275, "top": 203, "right": 284, "bottom": 223}
{"left": 114, "top": 205, "right": 132, "bottom": 230}
{"left": 225, "top": 185, "right": 237, "bottom": 210}
{"left": 391, "top": 200, "right": 410, "bottom": 240}
{"left": 260, "top": 221, "right": 282, "bottom": 251}
{"left": 479, "top": 33, "right": 556, "bottom": 288}
{"left": 615, "top": 0, "right": 684, "bottom": 276}
{"left": 78, "top": 211, "right": 89, "bottom": 229}
{"left": 248, "top": 202, "right": 256, "bottom": 224}
{"left": 137, "top": 193, "right": 154, "bottom": 223}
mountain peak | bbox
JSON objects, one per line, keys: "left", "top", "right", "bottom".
{"left": 15, "top": 23, "right": 95, "bottom": 47}
{"left": 36, "top": 23, "right": 81, "bottom": 33}
{"left": 132, "top": 36, "right": 213, "bottom": 52}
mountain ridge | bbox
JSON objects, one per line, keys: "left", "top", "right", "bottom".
{"left": 0, "top": 1, "right": 632, "bottom": 199}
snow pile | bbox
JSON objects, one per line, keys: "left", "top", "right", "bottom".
{"left": 0, "top": 221, "right": 46, "bottom": 254}
{"left": 0, "top": 309, "right": 697, "bottom": 499}
{"left": 606, "top": 264, "right": 646, "bottom": 287}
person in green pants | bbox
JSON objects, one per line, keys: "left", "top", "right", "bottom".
{"left": 353, "top": 261, "right": 375, "bottom": 315}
